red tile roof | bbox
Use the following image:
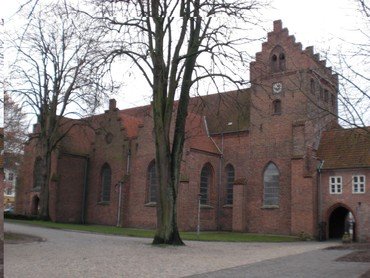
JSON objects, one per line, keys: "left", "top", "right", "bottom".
{"left": 188, "top": 89, "right": 251, "bottom": 134}
{"left": 317, "top": 127, "right": 370, "bottom": 169}
{"left": 185, "top": 112, "right": 220, "bottom": 154}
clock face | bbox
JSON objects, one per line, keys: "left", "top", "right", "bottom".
{"left": 273, "top": 82, "right": 282, "bottom": 94}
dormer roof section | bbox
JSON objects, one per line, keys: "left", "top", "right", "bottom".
{"left": 250, "top": 20, "right": 338, "bottom": 86}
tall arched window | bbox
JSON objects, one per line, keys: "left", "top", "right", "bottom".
{"left": 101, "top": 163, "right": 111, "bottom": 202}
{"left": 33, "top": 157, "right": 43, "bottom": 189}
{"left": 200, "top": 164, "right": 213, "bottom": 205}
{"left": 273, "top": 99, "right": 282, "bottom": 114}
{"left": 270, "top": 45, "right": 286, "bottom": 72}
{"left": 147, "top": 161, "right": 157, "bottom": 203}
{"left": 263, "top": 162, "right": 280, "bottom": 206}
{"left": 225, "top": 164, "right": 235, "bottom": 205}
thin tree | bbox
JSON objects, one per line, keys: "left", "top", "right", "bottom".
{"left": 331, "top": 0, "right": 370, "bottom": 128}
{"left": 83, "top": 0, "right": 267, "bottom": 245}
{"left": 4, "top": 93, "right": 29, "bottom": 172}
{"left": 8, "top": 1, "right": 115, "bottom": 220}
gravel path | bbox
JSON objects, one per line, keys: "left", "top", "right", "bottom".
{"left": 4, "top": 222, "right": 357, "bottom": 278}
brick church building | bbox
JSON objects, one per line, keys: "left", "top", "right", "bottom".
{"left": 16, "top": 21, "right": 370, "bottom": 242}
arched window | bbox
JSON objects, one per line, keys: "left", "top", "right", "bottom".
{"left": 101, "top": 163, "right": 111, "bottom": 202}
{"left": 200, "top": 164, "right": 213, "bottom": 205}
{"left": 147, "top": 161, "right": 157, "bottom": 203}
{"left": 225, "top": 164, "right": 235, "bottom": 205}
{"left": 263, "top": 162, "right": 280, "bottom": 206}
{"left": 270, "top": 45, "right": 286, "bottom": 72}
{"left": 310, "top": 79, "right": 315, "bottom": 95}
{"left": 273, "top": 99, "right": 282, "bottom": 114}
{"left": 279, "top": 53, "right": 286, "bottom": 71}
{"left": 33, "top": 157, "right": 43, "bottom": 189}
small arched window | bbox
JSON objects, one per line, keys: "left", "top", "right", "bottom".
{"left": 270, "top": 45, "right": 286, "bottom": 72}
{"left": 147, "top": 161, "right": 157, "bottom": 203}
{"left": 310, "top": 79, "right": 315, "bottom": 95}
{"left": 33, "top": 157, "right": 43, "bottom": 189}
{"left": 273, "top": 99, "right": 282, "bottom": 114}
{"left": 225, "top": 164, "right": 235, "bottom": 205}
{"left": 263, "top": 162, "right": 280, "bottom": 206}
{"left": 279, "top": 53, "right": 286, "bottom": 71}
{"left": 200, "top": 164, "right": 213, "bottom": 205}
{"left": 101, "top": 163, "right": 111, "bottom": 202}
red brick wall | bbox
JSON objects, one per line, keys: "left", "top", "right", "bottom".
{"left": 291, "top": 158, "right": 317, "bottom": 236}
{"left": 85, "top": 109, "right": 128, "bottom": 226}
{"left": 55, "top": 154, "right": 86, "bottom": 223}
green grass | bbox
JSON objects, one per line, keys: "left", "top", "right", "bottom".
{"left": 5, "top": 219, "right": 298, "bottom": 242}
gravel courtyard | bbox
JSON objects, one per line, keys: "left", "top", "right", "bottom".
{"left": 4, "top": 222, "right": 369, "bottom": 278}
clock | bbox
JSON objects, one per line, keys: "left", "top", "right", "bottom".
{"left": 272, "top": 82, "right": 282, "bottom": 94}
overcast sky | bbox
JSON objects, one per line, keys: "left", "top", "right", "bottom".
{"left": 1, "top": 0, "right": 368, "bottom": 125}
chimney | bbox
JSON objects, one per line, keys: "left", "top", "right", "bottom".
{"left": 109, "top": 99, "right": 117, "bottom": 111}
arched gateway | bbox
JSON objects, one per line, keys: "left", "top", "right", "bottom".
{"left": 31, "top": 195, "right": 40, "bottom": 215}
{"left": 328, "top": 205, "right": 355, "bottom": 240}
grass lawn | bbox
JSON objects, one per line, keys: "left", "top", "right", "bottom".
{"left": 5, "top": 219, "right": 299, "bottom": 242}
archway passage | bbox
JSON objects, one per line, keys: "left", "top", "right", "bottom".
{"left": 31, "top": 195, "right": 40, "bottom": 215}
{"left": 328, "top": 206, "right": 349, "bottom": 239}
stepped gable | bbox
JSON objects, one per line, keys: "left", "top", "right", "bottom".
{"left": 188, "top": 89, "right": 250, "bottom": 135}
{"left": 251, "top": 20, "right": 338, "bottom": 84}
{"left": 317, "top": 127, "right": 370, "bottom": 169}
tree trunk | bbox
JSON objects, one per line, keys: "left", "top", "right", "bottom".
{"left": 39, "top": 142, "right": 51, "bottom": 220}
{"left": 152, "top": 157, "right": 184, "bottom": 245}
{"left": 152, "top": 100, "right": 184, "bottom": 245}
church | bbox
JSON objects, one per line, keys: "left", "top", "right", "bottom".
{"left": 16, "top": 20, "right": 370, "bottom": 242}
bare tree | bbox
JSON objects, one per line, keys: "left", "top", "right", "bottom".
{"left": 329, "top": 0, "right": 370, "bottom": 128}
{"left": 82, "top": 0, "right": 268, "bottom": 245}
{"left": 8, "top": 1, "right": 115, "bottom": 220}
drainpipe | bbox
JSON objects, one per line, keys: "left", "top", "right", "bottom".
{"left": 81, "top": 156, "right": 89, "bottom": 224}
{"left": 116, "top": 180, "right": 123, "bottom": 227}
{"left": 203, "top": 116, "right": 223, "bottom": 230}
{"left": 317, "top": 159, "right": 324, "bottom": 240}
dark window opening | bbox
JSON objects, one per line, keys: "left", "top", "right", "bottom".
{"left": 225, "top": 164, "right": 235, "bottom": 205}
{"left": 279, "top": 53, "right": 286, "bottom": 71}
{"left": 273, "top": 99, "right": 282, "bottom": 114}
{"left": 310, "top": 79, "right": 315, "bottom": 95}
{"left": 263, "top": 163, "right": 280, "bottom": 206}
{"left": 324, "top": 89, "right": 329, "bottom": 102}
{"left": 101, "top": 164, "right": 111, "bottom": 202}
{"left": 200, "top": 164, "right": 212, "bottom": 205}
{"left": 331, "top": 94, "right": 336, "bottom": 108}
{"left": 147, "top": 161, "right": 157, "bottom": 203}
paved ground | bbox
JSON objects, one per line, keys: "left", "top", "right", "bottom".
{"left": 4, "top": 222, "right": 370, "bottom": 278}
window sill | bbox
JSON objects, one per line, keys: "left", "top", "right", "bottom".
{"left": 223, "top": 204, "right": 233, "bottom": 208}
{"left": 97, "top": 201, "right": 110, "bottom": 205}
{"left": 262, "top": 205, "right": 279, "bottom": 209}
{"left": 145, "top": 202, "right": 157, "bottom": 207}
{"left": 200, "top": 204, "right": 213, "bottom": 209}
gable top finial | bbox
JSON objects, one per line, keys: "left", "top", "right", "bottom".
{"left": 273, "top": 20, "right": 282, "bottom": 32}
